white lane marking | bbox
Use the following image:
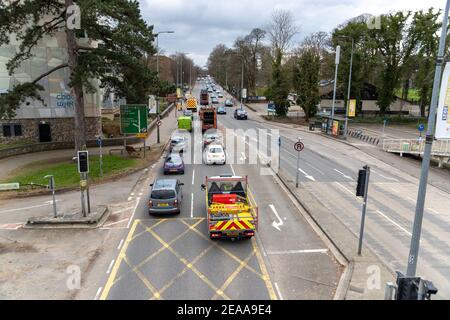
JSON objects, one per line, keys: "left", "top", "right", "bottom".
{"left": 113, "top": 206, "right": 134, "bottom": 214}
{"left": 130, "top": 193, "right": 135, "bottom": 196}
{"left": 335, "top": 182, "right": 356, "bottom": 197}
{"left": 334, "top": 168, "right": 354, "bottom": 180}
{"left": 298, "top": 168, "right": 315, "bottom": 181}
{"left": 428, "top": 208, "right": 441, "bottom": 215}
{"left": 138, "top": 192, "right": 143, "bottom": 196}
{"left": 106, "top": 259, "right": 115, "bottom": 274}
{"left": 267, "top": 249, "right": 328, "bottom": 255}
{"left": 101, "top": 218, "right": 129, "bottom": 229}
{"left": 269, "top": 204, "right": 284, "bottom": 231}
{"left": 240, "top": 152, "right": 247, "bottom": 161}
{"left": 371, "top": 169, "right": 399, "bottom": 182}
{"left": 127, "top": 197, "right": 141, "bottom": 229}
{"left": 0, "top": 201, "right": 60, "bottom": 214}
{"left": 94, "top": 287, "right": 103, "bottom": 300}
{"left": 191, "top": 193, "right": 194, "bottom": 218}
{"left": 192, "top": 169, "right": 195, "bottom": 185}
{"left": 117, "top": 239, "right": 124, "bottom": 250}
{"left": 376, "top": 210, "right": 412, "bottom": 236}
{"left": 230, "top": 163, "right": 237, "bottom": 176}
{"left": 305, "top": 162, "right": 325, "bottom": 175}
{"left": 274, "top": 282, "right": 284, "bottom": 300}
{"left": 0, "top": 223, "right": 22, "bottom": 230}
{"left": 127, "top": 197, "right": 133, "bottom": 201}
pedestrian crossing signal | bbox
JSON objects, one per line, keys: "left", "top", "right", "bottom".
{"left": 78, "top": 151, "right": 89, "bottom": 173}
{"left": 356, "top": 169, "right": 367, "bottom": 197}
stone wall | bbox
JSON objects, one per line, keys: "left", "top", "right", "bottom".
{"left": 0, "top": 117, "right": 101, "bottom": 144}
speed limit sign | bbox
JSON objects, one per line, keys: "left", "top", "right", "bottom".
{"left": 294, "top": 141, "right": 304, "bottom": 152}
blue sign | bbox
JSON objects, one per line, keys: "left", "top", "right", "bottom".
{"left": 268, "top": 103, "right": 276, "bottom": 113}
{"left": 418, "top": 124, "right": 425, "bottom": 132}
{"left": 96, "top": 137, "right": 102, "bottom": 146}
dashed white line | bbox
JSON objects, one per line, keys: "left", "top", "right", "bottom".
{"left": 117, "top": 239, "right": 124, "bottom": 250}
{"left": 334, "top": 168, "right": 354, "bottom": 180}
{"left": 94, "top": 287, "right": 103, "bottom": 300}
{"left": 371, "top": 169, "right": 399, "bottom": 182}
{"left": 106, "top": 260, "right": 115, "bottom": 274}
{"left": 274, "top": 282, "right": 284, "bottom": 300}
{"left": 102, "top": 218, "right": 129, "bottom": 228}
{"left": 190, "top": 193, "right": 194, "bottom": 218}
{"left": 298, "top": 168, "right": 315, "bottom": 181}
{"left": 375, "top": 210, "right": 412, "bottom": 236}
{"left": 335, "top": 182, "right": 356, "bottom": 197}
{"left": 192, "top": 169, "right": 195, "bottom": 185}
{"left": 127, "top": 197, "right": 133, "bottom": 201}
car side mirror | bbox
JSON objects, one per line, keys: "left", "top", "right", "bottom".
{"left": 150, "top": 184, "right": 154, "bottom": 187}
{"left": 179, "top": 183, "right": 184, "bottom": 186}
{"left": 201, "top": 184, "right": 206, "bottom": 191}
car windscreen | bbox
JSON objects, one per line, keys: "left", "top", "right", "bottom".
{"left": 151, "top": 190, "right": 176, "bottom": 200}
{"left": 209, "top": 147, "right": 223, "bottom": 153}
{"left": 166, "top": 156, "right": 182, "bottom": 164}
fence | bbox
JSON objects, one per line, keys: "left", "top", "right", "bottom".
{"left": 382, "top": 139, "right": 450, "bottom": 157}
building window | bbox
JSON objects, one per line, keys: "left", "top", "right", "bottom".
{"left": 2, "top": 124, "right": 22, "bottom": 137}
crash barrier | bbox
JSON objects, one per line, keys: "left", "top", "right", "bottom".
{"left": 347, "top": 129, "right": 380, "bottom": 146}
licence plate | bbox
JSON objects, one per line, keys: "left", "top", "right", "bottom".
{"left": 228, "top": 232, "right": 239, "bottom": 237}
{"left": 158, "top": 203, "right": 169, "bottom": 207}
{"left": 170, "top": 169, "right": 178, "bottom": 172}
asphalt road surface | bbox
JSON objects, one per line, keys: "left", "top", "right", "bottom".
{"left": 99, "top": 83, "right": 340, "bottom": 300}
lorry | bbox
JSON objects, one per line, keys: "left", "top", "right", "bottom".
{"left": 199, "top": 106, "right": 217, "bottom": 132}
{"left": 201, "top": 175, "right": 258, "bottom": 240}
{"left": 186, "top": 97, "right": 198, "bottom": 112}
{"left": 200, "top": 89, "right": 209, "bottom": 106}
{"left": 177, "top": 116, "right": 192, "bottom": 132}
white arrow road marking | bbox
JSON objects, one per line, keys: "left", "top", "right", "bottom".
{"left": 298, "top": 168, "right": 316, "bottom": 181}
{"left": 269, "top": 204, "right": 284, "bottom": 231}
{"left": 334, "top": 169, "right": 354, "bottom": 180}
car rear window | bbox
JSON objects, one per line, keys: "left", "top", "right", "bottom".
{"left": 151, "top": 190, "right": 176, "bottom": 200}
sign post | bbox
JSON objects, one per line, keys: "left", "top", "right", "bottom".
{"left": 44, "top": 175, "right": 57, "bottom": 218}
{"left": 418, "top": 123, "right": 425, "bottom": 140}
{"left": 78, "top": 151, "right": 89, "bottom": 217}
{"left": 96, "top": 136, "right": 103, "bottom": 177}
{"left": 294, "top": 138, "right": 304, "bottom": 188}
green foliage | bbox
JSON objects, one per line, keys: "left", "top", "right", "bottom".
{"left": 293, "top": 48, "right": 320, "bottom": 120}
{"left": 0, "top": 0, "right": 159, "bottom": 117}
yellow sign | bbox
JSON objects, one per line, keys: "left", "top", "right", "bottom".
{"left": 136, "top": 133, "right": 148, "bottom": 139}
{"left": 80, "top": 180, "right": 88, "bottom": 189}
{"left": 176, "top": 88, "right": 182, "bottom": 99}
{"left": 348, "top": 99, "right": 356, "bottom": 117}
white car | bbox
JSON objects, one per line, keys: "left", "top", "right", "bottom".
{"left": 204, "top": 144, "right": 226, "bottom": 165}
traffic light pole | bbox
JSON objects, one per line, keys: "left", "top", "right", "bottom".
{"left": 406, "top": 0, "right": 450, "bottom": 277}
{"left": 358, "top": 166, "right": 370, "bottom": 255}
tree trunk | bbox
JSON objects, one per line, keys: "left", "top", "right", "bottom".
{"left": 65, "top": 0, "right": 86, "bottom": 152}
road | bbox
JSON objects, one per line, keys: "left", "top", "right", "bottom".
{"left": 226, "top": 101, "right": 450, "bottom": 299}
{"left": 99, "top": 83, "right": 340, "bottom": 300}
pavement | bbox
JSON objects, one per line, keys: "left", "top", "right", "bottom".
{"left": 245, "top": 102, "right": 450, "bottom": 299}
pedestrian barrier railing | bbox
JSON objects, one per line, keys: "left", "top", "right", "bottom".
{"left": 382, "top": 138, "right": 450, "bottom": 157}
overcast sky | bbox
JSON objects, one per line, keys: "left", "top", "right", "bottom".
{"left": 140, "top": 0, "right": 445, "bottom": 67}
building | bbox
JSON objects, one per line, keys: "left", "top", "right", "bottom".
{"left": 319, "top": 82, "right": 420, "bottom": 116}
{"left": 0, "top": 31, "right": 102, "bottom": 145}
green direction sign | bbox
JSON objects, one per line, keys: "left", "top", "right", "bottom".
{"left": 120, "top": 104, "right": 148, "bottom": 134}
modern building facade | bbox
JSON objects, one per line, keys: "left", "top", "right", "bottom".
{"left": 0, "top": 31, "right": 102, "bottom": 145}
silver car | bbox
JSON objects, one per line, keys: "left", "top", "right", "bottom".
{"left": 149, "top": 179, "right": 184, "bottom": 215}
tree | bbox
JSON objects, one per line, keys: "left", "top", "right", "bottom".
{"left": 368, "top": 11, "right": 421, "bottom": 115}
{"left": 293, "top": 41, "right": 321, "bottom": 121}
{"left": 266, "top": 9, "right": 299, "bottom": 55}
{"left": 268, "top": 49, "right": 290, "bottom": 117}
{"left": 0, "top": 0, "right": 156, "bottom": 151}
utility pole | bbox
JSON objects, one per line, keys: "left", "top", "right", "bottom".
{"left": 406, "top": 0, "right": 450, "bottom": 277}
{"left": 331, "top": 45, "right": 341, "bottom": 133}
{"left": 241, "top": 57, "right": 244, "bottom": 110}
{"left": 339, "top": 37, "right": 354, "bottom": 139}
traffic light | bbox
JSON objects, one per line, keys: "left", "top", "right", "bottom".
{"left": 78, "top": 151, "right": 89, "bottom": 173}
{"left": 356, "top": 168, "right": 367, "bottom": 197}
{"left": 396, "top": 275, "right": 420, "bottom": 300}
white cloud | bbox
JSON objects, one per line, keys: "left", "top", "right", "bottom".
{"left": 140, "top": 0, "right": 445, "bottom": 66}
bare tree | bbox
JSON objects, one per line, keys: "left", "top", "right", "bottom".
{"left": 266, "top": 9, "right": 299, "bottom": 55}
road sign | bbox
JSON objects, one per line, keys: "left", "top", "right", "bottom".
{"left": 242, "top": 88, "right": 247, "bottom": 99}
{"left": 418, "top": 124, "right": 425, "bottom": 132}
{"left": 157, "top": 120, "right": 162, "bottom": 127}
{"left": 436, "top": 62, "right": 450, "bottom": 139}
{"left": 136, "top": 133, "right": 148, "bottom": 139}
{"left": 120, "top": 104, "right": 148, "bottom": 134}
{"left": 268, "top": 103, "right": 276, "bottom": 114}
{"left": 148, "top": 95, "right": 157, "bottom": 114}
{"left": 294, "top": 141, "right": 304, "bottom": 152}
{"left": 96, "top": 136, "right": 102, "bottom": 146}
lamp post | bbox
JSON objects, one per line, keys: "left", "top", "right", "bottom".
{"left": 338, "top": 36, "right": 354, "bottom": 139}
{"left": 406, "top": 0, "right": 450, "bottom": 277}
{"left": 154, "top": 31, "right": 174, "bottom": 144}
{"left": 331, "top": 45, "right": 341, "bottom": 123}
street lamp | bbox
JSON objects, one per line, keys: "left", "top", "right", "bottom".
{"left": 337, "top": 35, "right": 355, "bottom": 139}
{"left": 153, "top": 30, "right": 174, "bottom": 144}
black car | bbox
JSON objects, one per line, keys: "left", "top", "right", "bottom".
{"left": 234, "top": 109, "right": 247, "bottom": 120}
{"left": 217, "top": 106, "right": 226, "bottom": 114}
